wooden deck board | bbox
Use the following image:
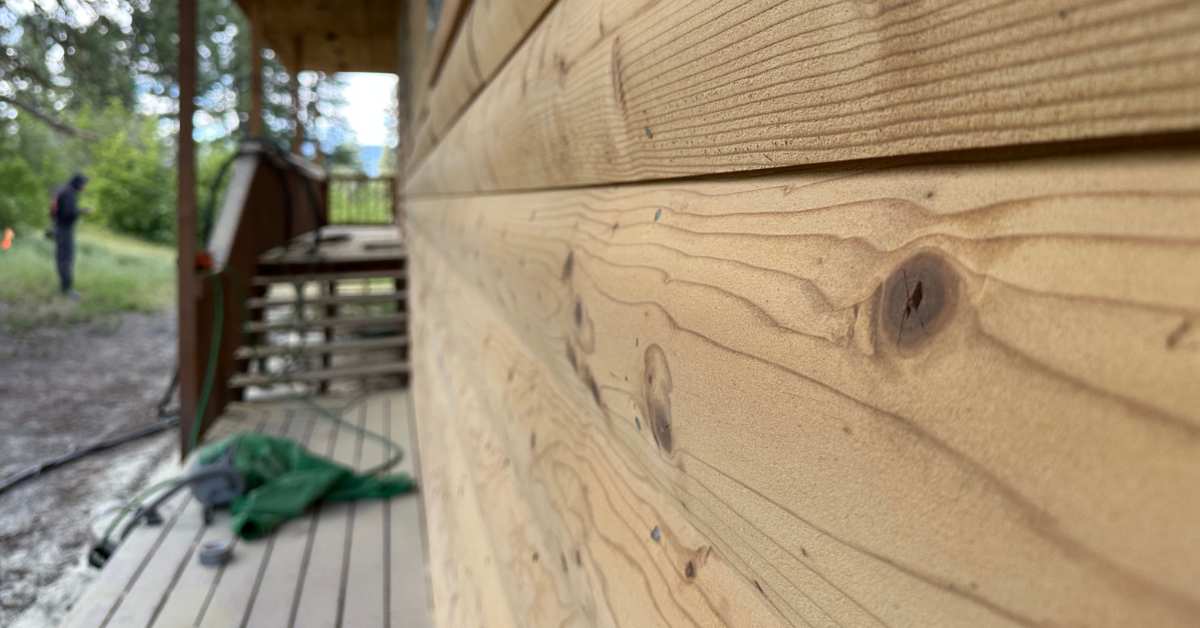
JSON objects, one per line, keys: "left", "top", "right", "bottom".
{"left": 342, "top": 396, "right": 389, "bottom": 627}
{"left": 291, "top": 399, "right": 360, "bottom": 628}
{"left": 258, "top": 226, "right": 406, "bottom": 267}
{"left": 240, "top": 414, "right": 318, "bottom": 628}
{"left": 195, "top": 414, "right": 294, "bottom": 628}
{"left": 387, "top": 398, "right": 430, "bottom": 620}
{"left": 60, "top": 491, "right": 192, "bottom": 628}
{"left": 59, "top": 390, "right": 430, "bottom": 628}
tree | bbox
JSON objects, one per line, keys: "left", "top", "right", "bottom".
{"left": 0, "top": 0, "right": 355, "bottom": 241}
{"left": 325, "top": 142, "right": 363, "bottom": 173}
{"left": 88, "top": 103, "right": 175, "bottom": 242}
{"left": 0, "top": 155, "right": 44, "bottom": 230}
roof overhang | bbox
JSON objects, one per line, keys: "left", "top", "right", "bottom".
{"left": 235, "top": 0, "right": 400, "bottom": 74}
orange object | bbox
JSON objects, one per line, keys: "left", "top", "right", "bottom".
{"left": 1, "top": 228, "right": 12, "bottom": 250}
{"left": 195, "top": 251, "right": 214, "bottom": 270}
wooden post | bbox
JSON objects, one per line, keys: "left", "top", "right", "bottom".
{"left": 248, "top": 0, "right": 263, "bottom": 137}
{"left": 291, "top": 35, "right": 303, "bottom": 155}
{"left": 394, "top": 26, "right": 410, "bottom": 236}
{"left": 177, "top": 0, "right": 198, "bottom": 456}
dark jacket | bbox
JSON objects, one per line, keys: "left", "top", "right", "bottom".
{"left": 54, "top": 175, "right": 88, "bottom": 227}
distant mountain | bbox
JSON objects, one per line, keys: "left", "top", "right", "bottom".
{"left": 360, "top": 145, "right": 384, "bottom": 177}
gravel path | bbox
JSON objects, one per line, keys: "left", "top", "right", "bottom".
{"left": 0, "top": 311, "right": 178, "bottom": 628}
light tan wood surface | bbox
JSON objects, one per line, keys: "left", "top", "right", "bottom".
{"left": 424, "top": 0, "right": 474, "bottom": 88}
{"left": 411, "top": 0, "right": 559, "bottom": 167}
{"left": 234, "top": 0, "right": 400, "bottom": 73}
{"left": 406, "top": 147, "right": 1200, "bottom": 627}
{"left": 409, "top": 0, "right": 1200, "bottom": 194}
{"left": 57, "top": 392, "right": 430, "bottom": 628}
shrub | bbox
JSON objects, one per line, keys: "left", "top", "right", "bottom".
{"left": 90, "top": 116, "right": 176, "bottom": 243}
{"left": 0, "top": 156, "right": 48, "bottom": 231}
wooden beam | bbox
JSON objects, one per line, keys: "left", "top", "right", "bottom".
{"left": 176, "top": 0, "right": 198, "bottom": 455}
{"left": 408, "top": 146, "right": 1200, "bottom": 627}
{"left": 248, "top": 0, "right": 264, "bottom": 137}
{"left": 258, "top": 1, "right": 397, "bottom": 38}
{"left": 409, "top": 0, "right": 1200, "bottom": 194}
{"left": 263, "top": 31, "right": 398, "bottom": 74}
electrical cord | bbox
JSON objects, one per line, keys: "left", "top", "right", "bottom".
{"left": 0, "top": 417, "right": 181, "bottom": 496}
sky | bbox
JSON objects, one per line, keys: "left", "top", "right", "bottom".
{"left": 339, "top": 73, "right": 397, "bottom": 147}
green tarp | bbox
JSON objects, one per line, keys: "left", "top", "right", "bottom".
{"left": 197, "top": 431, "right": 415, "bottom": 540}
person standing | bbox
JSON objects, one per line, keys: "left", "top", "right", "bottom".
{"left": 52, "top": 174, "right": 89, "bottom": 299}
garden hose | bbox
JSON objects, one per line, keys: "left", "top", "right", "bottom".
{"left": 83, "top": 139, "right": 405, "bottom": 564}
{"left": 189, "top": 270, "right": 225, "bottom": 455}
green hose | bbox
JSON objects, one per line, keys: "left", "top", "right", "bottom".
{"left": 97, "top": 476, "right": 183, "bottom": 551}
{"left": 189, "top": 271, "right": 225, "bottom": 455}
{"left": 90, "top": 261, "right": 406, "bottom": 567}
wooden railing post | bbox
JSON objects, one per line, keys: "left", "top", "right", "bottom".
{"left": 176, "top": 0, "right": 198, "bottom": 456}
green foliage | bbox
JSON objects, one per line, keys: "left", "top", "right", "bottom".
{"left": 0, "top": 226, "right": 176, "bottom": 336}
{"left": 88, "top": 106, "right": 176, "bottom": 242}
{"left": 0, "top": 0, "right": 357, "bottom": 245}
{"left": 0, "top": 155, "right": 46, "bottom": 230}
{"left": 326, "top": 142, "right": 364, "bottom": 174}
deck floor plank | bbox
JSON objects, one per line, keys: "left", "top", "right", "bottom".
{"left": 241, "top": 414, "right": 319, "bottom": 628}
{"left": 388, "top": 397, "right": 431, "bottom": 625}
{"left": 342, "top": 396, "right": 389, "bottom": 628}
{"left": 195, "top": 414, "right": 294, "bottom": 628}
{"left": 58, "top": 392, "right": 426, "bottom": 628}
{"left": 104, "top": 497, "right": 206, "bottom": 628}
{"left": 145, "top": 411, "right": 276, "bottom": 628}
{"left": 60, "top": 490, "right": 191, "bottom": 628}
{"left": 291, "top": 401, "right": 361, "bottom": 628}
{"left": 145, "top": 511, "right": 234, "bottom": 627}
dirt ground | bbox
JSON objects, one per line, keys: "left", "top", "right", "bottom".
{"left": 0, "top": 311, "right": 178, "bottom": 628}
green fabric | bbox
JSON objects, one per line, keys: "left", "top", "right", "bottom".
{"left": 197, "top": 431, "right": 415, "bottom": 540}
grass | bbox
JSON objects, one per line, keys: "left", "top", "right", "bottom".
{"left": 0, "top": 223, "right": 176, "bottom": 335}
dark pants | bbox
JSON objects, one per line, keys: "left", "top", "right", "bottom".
{"left": 55, "top": 224, "right": 75, "bottom": 293}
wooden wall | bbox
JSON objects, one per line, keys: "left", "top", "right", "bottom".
{"left": 399, "top": 0, "right": 1200, "bottom": 626}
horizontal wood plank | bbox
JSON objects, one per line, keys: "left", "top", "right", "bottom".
{"left": 409, "top": 0, "right": 1200, "bottom": 194}
{"left": 406, "top": 147, "right": 1200, "bottom": 627}
{"left": 410, "top": 0, "right": 559, "bottom": 167}
{"left": 235, "top": 336, "right": 409, "bottom": 359}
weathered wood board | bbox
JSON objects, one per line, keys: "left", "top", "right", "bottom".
{"left": 406, "top": 147, "right": 1200, "bottom": 627}
{"left": 409, "top": 0, "right": 1200, "bottom": 194}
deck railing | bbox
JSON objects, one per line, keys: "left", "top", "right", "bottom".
{"left": 328, "top": 175, "right": 396, "bottom": 224}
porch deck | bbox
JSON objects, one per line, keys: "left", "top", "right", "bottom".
{"left": 257, "top": 225, "right": 406, "bottom": 268}
{"left": 59, "top": 390, "right": 430, "bottom": 628}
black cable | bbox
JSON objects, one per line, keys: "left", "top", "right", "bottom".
{"left": 157, "top": 367, "right": 180, "bottom": 418}
{"left": 0, "top": 416, "right": 180, "bottom": 496}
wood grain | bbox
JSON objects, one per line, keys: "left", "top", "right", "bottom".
{"left": 406, "top": 147, "right": 1200, "bottom": 627}
{"left": 410, "top": 0, "right": 559, "bottom": 166}
{"left": 408, "top": 0, "right": 1200, "bottom": 194}
{"left": 424, "top": 0, "right": 473, "bottom": 87}
{"left": 235, "top": 0, "right": 400, "bottom": 73}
